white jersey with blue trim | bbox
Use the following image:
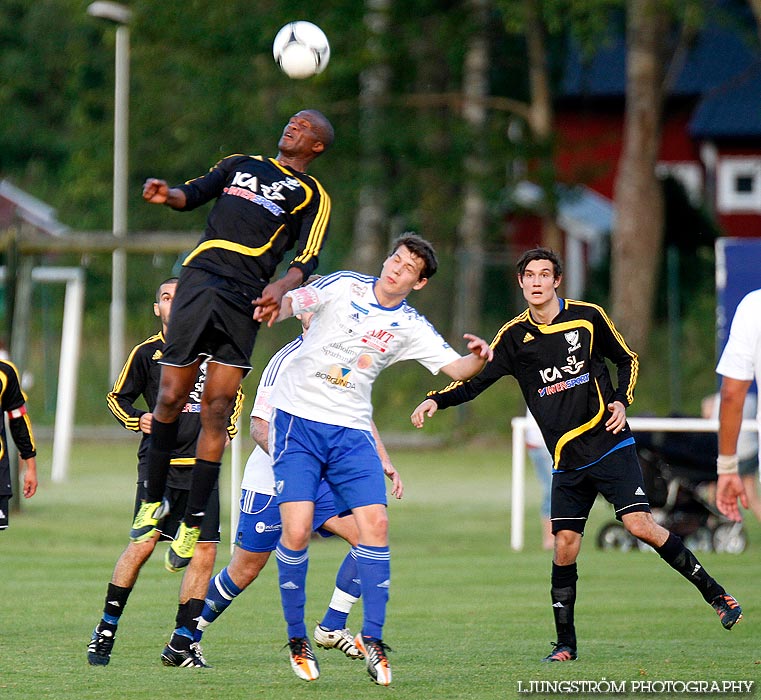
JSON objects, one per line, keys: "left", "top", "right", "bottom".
{"left": 241, "top": 336, "right": 304, "bottom": 495}
{"left": 270, "top": 270, "right": 461, "bottom": 430}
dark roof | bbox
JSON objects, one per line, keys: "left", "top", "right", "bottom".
{"left": 560, "top": 30, "right": 627, "bottom": 98}
{"left": 689, "top": 61, "right": 761, "bottom": 138}
{"left": 559, "top": 2, "right": 761, "bottom": 138}
{"left": 560, "top": 2, "right": 759, "bottom": 100}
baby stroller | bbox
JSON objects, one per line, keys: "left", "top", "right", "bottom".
{"left": 596, "top": 426, "right": 748, "bottom": 554}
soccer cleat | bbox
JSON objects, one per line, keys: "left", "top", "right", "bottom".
{"left": 87, "top": 625, "right": 116, "bottom": 666}
{"left": 354, "top": 634, "right": 392, "bottom": 686}
{"left": 711, "top": 593, "right": 743, "bottom": 630}
{"left": 313, "top": 624, "right": 363, "bottom": 659}
{"left": 287, "top": 637, "right": 320, "bottom": 681}
{"left": 129, "top": 499, "right": 169, "bottom": 542}
{"left": 542, "top": 642, "right": 577, "bottom": 662}
{"left": 165, "top": 522, "right": 201, "bottom": 572}
{"left": 191, "top": 642, "right": 210, "bottom": 667}
{"left": 160, "top": 642, "right": 210, "bottom": 668}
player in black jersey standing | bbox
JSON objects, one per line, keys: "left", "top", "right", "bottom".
{"left": 135, "top": 110, "right": 333, "bottom": 573}
{"left": 0, "top": 356, "right": 38, "bottom": 530}
{"left": 411, "top": 247, "right": 743, "bottom": 662}
{"left": 87, "top": 278, "right": 243, "bottom": 668}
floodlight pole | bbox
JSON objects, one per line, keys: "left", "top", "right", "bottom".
{"left": 87, "top": 1, "right": 132, "bottom": 383}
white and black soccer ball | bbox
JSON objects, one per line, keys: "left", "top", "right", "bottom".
{"left": 272, "top": 21, "right": 330, "bottom": 79}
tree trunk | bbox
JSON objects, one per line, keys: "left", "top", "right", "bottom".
{"left": 525, "top": 0, "right": 563, "bottom": 252}
{"left": 610, "top": 0, "right": 669, "bottom": 352}
{"left": 351, "top": 0, "right": 391, "bottom": 272}
{"left": 453, "top": 0, "right": 490, "bottom": 342}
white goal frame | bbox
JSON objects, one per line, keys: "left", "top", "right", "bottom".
{"left": 1, "top": 265, "right": 84, "bottom": 484}
{"left": 510, "top": 415, "right": 759, "bottom": 551}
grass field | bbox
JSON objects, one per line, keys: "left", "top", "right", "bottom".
{"left": 2, "top": 438, "right": 759, "bottom": 700}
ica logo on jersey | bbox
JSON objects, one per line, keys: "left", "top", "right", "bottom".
{"left": 228, "top": 171, "right": 302, "bottom": 201}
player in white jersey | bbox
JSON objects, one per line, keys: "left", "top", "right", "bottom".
{"left": 716, "top": 288, "right": 761, "bottom": 521}
{"left": 195, "top": 312, "right": 403, "bottom": 667}
{"left": 253, "top": 233, "right": 493, "bottom": 685}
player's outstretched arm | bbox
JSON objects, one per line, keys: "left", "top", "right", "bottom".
{"left": 411, "top": 399, "right": 438, "bottom": 429}
{"left": 439, "top": 334, "right": 493, "bottom": 381}
{"left": 142, "top": 178, "right": 187, "bottom": 208}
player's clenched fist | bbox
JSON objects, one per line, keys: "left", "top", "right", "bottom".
{"left": 410, "top": 398, "right": 438, "bottom": 428}
{"left": 142, "top": 178, "right": 169, "bottom": 204}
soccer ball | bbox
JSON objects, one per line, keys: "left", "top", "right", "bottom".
{"left": 272, "top": 21, "right": 330, "bottom": 79}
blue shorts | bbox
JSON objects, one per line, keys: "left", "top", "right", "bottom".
{"left": 235, "top": 480, "right": 339, "bottom": 552}
{"left": 271, "top": 410, "right": 387, "bottom": 511}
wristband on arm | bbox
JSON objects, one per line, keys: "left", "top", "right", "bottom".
{"left": 716, "top": 454, "right": 739, "bottom": 475}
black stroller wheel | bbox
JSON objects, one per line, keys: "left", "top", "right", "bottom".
{"left": 712, "top": 522, "right": 748, "bottom": 554}
{"left": 684, "top": 526, "right": 713, "bottom": 553}
{"left": 596, "top": 522, "right": 637, "bottom": 551}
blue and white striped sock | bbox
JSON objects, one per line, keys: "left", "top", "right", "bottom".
{"left": 320, "top": 547, "right": 360, "bottom": 630}
{"left": 276, "top": 543, "right": 309, "bottom": 639}
{"left": 355, "top": 544, "right": 390, "bottom": 639}
{"left": 196, "top": 567, "right": 243, "bottom": 641}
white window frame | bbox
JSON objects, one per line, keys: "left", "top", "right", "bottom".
{"left": 717, "top": 157, "right": 761, "bottom": 213}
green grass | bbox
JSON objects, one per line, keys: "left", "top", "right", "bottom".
{"left": 3, "top": 438, "right": 760, "bottom": 699}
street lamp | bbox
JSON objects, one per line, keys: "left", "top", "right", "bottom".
{"left": 87, "top": 1, "right": 132, "bottom": 383}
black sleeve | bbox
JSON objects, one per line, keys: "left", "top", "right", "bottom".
{"left": 176, "top": 155, "right": 244, "bottom": 211}
{"left": 9, "top": 415, "right": 36, "bottom": 459}
{"left": 593, "top": 306, "right": 638, "bottom": 407}
{"left": 427, "top": 332, "right": 513, "bottom": 409}
{"left": 0, "top": 360, "right": 36, "bottom": 458}
{"left": 287, "top": 174, "right": 331, "bottom": 281}
{"left": 106, "top": 344, "right": 151, "bottom": 432}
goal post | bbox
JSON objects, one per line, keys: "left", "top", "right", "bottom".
{"left": 1, "top": 265, "right": 85, "bottom": 494}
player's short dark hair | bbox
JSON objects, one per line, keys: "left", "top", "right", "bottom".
{"left": 390, "top": 233, "right": 438, "bottom": 280}
{"left": 516, "top": 248, "right": 563, "bottom": 279}
{"left": 156, "top": 277, "right": 179, "bottom": 302}
{"left": 304, "top": 109, "right": 334, "bottom": 150}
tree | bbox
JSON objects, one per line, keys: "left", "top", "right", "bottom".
{"left": 351, "top": 0, "right": 392, "bottom": 272}
{"left": 523, "top": 0, "right": 563, "bottom": 252}
{"left": 610, "top": 0, "right": 703, "bottom": 351}
{"left": 452, "top": 0, "right": 490, "bottom": 343}
{"left": 610, "top": 0, "right": 669, "bottom": 349}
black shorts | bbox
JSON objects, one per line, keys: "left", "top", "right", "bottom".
{"left": 162, "top": 266, "right": 263, "bottom": 372}
{"left": 134, "top": 483, "right": 221, "bottom": 543}
{"left": 739, "top": 454, "right": 759, "bottom": 477}
{"left": 0, "top": 495, "right": 8, "bottom": 530}
{"left": 550, "top": 443, "right": 651, "bottom": 534}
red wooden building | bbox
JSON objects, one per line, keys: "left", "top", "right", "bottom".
{"left": 507, "top": 1, "right": 761, "bottom": 296}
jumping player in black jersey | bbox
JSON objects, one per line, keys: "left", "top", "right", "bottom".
{"left": 411, "top": 247, "right": 743, "bottom": 662}
{"left": 135, "top": 110, "right": 334, "bottom": 573}
{"left": 87, "top": 278, "right": 243, "bottom": 668}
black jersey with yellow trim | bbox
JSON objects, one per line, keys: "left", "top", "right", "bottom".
{"left": 428, "top": 298, "right": 638, "bottom": 471}
{"left": 0, "top": 359, "right": 36, "bottom": 496}
{"left": 176, "top": 154, "right": 330, "bottom": 289}
{"left": 107, "top": 333, "right": 242, "bottom": 485}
